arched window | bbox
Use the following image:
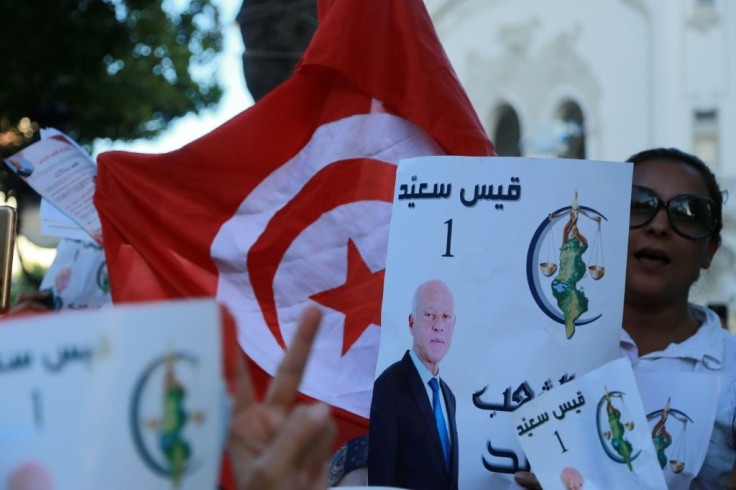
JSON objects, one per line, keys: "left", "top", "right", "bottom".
{"left": 492, "top": 104, "right": 521, "bottom": 157}
{"left": 555, "top": 101, "right": 585, "bottom": 159}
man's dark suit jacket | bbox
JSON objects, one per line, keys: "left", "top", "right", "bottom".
{"left": 368, "top": 350, "right": 459, "bottom": 490}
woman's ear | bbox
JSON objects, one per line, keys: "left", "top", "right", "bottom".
{"left": 701, "top": 239, "right": 720, "bottom": 269}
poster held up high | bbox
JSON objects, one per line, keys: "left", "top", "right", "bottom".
{"left": 376, "top": 156, "right": 632, "bottom": 488}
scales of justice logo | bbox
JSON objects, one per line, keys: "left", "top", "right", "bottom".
{"left": 646, "top": 398, "right": 692, "bottom": 474}
{"left": 526, "top": 191, "right": 608, "bottom": 338}
{"left": 596, "top": 387, "right": 641, "bottom": 470}
{"left": 130, "top": 350, "right": 206, "bottom": 488}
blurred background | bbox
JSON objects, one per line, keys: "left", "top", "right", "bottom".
{"left": 1, "top": 0, "right": 733, "bottom": 327}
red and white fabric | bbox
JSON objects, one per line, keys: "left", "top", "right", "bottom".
{"left": 95, "top": 0, "right": 494, "bottom": 446}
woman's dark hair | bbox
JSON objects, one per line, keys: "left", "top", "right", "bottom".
{"left": 626, "top": 147, "right": 725, "bottom": 244}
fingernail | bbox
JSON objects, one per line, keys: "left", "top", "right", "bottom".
{"left": 307, "top": 403, "right": 330, "bottom": 420}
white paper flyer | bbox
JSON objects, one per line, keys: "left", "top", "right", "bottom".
{"left": 3, "top": 128, "right": 101, "bottom": 244}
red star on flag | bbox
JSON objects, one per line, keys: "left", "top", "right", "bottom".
{"left": 310, "top": 239, "right": 385, "bottom": 356}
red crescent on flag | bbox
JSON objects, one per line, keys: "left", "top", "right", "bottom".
{"left": 211, "top": 112, "right": 442, "bottom": 416}
{"left": 248, "top": 158, "right": 396, "bottom": 349}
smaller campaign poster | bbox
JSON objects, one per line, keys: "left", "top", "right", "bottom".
{"left": 512, "top": 358, "right": 667, "bottom": 490}
{"left": 3, "top": 128, "right": 102, "bottom": 244}
{"left": 0, "top": 299, "right": 228, "bottom": 490}
{"left": 635, "top": 372, "right": 719, "bottom": 489}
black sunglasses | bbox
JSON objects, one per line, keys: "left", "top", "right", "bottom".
{"left": 630, "top": 185, "right": 718, "bottom": 239}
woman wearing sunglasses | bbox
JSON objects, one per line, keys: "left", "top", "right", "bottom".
{"left": 621, "top": 147, "right": 735, "bottom": 488}
{"left": 517, "top": 148, "right": 735, "bottom": 489}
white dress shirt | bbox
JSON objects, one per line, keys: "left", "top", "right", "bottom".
{"left": 409, "top": 348, "right": 451, "bottom": 448}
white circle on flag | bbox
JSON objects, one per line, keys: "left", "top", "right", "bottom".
{"left": 211, "top": 111, "right": 443, "bottom": 417}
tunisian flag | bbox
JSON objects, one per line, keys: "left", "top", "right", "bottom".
{"left": 95, "top": 0, "right": 494, "bottom": 445}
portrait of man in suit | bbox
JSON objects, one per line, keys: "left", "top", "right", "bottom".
{"left": 368, "top": 278, "right": 459, "bottom": 490}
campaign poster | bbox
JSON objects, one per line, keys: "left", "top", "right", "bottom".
{"left": 375, "top": 156, "right": 632, "bottom": 488}
{"left": 512, "top": 358, "right": 667, "bottom": 490}
{"left": 0, "top": 299, "right": 228, "bottom": 490}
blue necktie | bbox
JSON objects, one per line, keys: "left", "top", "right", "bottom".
{"left": 429, "top": 378, "right": 451, "bottom": 470}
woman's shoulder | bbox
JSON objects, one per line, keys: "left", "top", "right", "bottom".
{"left": 696, "top": 304, "right": 736, "bottom": 367}
{"left": 717, "top": 325, "right": 736, "bottom": 360}
{"left": 694, "top": 304, "right": 736, "bottom": 335}
{"left": 692, "top": 304, "right": 733, "bottom": 337}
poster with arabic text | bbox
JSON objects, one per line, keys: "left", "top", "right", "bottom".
{"left": 0, "top": 299, "right": 228, "bottom": 490}
{"left": 512, "top": 358, "right": 667, "bottom": 489}
{"left": 377, "top": 156, "right": 633, "bottom": 488}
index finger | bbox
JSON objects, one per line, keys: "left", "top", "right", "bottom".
{"left": 265, "top": 305, "right": 322, "bottom": 408}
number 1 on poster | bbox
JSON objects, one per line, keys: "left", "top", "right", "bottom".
{"left": 554, "top": 430, "right": 569, "bottom": 453}
{"left": 443, "top": 219, "right": 454, "bottom": 257}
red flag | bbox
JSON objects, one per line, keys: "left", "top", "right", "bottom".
{"left": 94, "top": 0, "right": 493, "bottom": 452}
{"left": 317, "top": 0, "right": 336, "bottom": 22}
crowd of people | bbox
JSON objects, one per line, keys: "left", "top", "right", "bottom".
{"left": 4, "top": 147, "right": 735, "bottom": 490}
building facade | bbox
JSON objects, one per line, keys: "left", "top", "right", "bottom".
{"left": 429, "top": 0, "right": 736, "bottom": 325}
